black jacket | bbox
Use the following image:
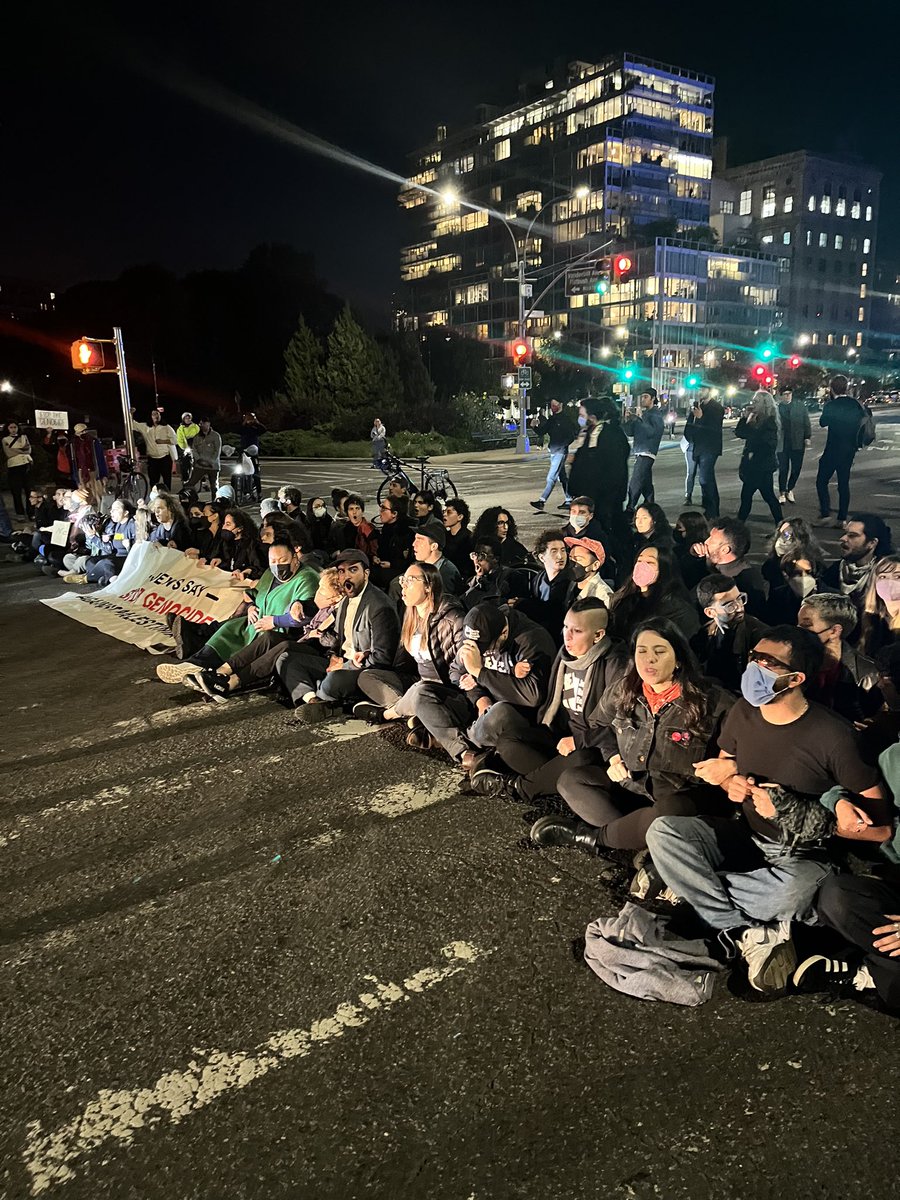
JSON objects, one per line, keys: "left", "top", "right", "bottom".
{"left": 690, "top": 615, "right": 767, "bottom": 693}
{"left": 736, "top": 414, "right": 779, "bottom": 476}
{"left": 567, "top": 421, "right": 630, "bottom": 508}
{"left": 374, "top": 519, "right": 413, "bottom": 577}
{"left": 715, "top": 557, "right": 768, "bottom": 620}
{"left": 391, "top": 596, "right": 466, "bottom": 685}
{"left": 540, "top": 637, "right": 630, "bottom": 747}
{"left": 451, "top": 608, "right": 556, "bottom": 712}
{"left": 536, "top": 408, "right": 577, "bottom": 453}
{"left": 779, "top": 399, "right": 811, "bottom": 452}
{"left": 444, "top": 526, "right": 474, "bottom": 574}
{"left": 464, "top": 566, "right": 515, "bottom": 607}
{"left": 608, "top": 588, "right": 700, "bottom": 642}
{"left": 685, "top": 401, "right": 724, "bottom": 458}
{"left": 820, "top": 395, "right": 864, "bottom": 455}
{"left": 519, "top": 567, "right": 573, "bottom": 643}
{"left": 807, "top": 642, "right": 881, "bottom": 725}
{"left": 320, "top": 582, "right": 400, "bottom": 669}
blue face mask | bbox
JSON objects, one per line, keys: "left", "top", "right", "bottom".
{"left": 740, "top": 661, "right": 793, "bottom": 707}
{"left": 577, "top": 415, "right": 587, "bottom": 427}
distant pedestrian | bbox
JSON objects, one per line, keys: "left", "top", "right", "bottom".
{"left": 623, "top": 388, "right": 664, "bottom": 510}
{"left": 683, "top": 390, "right": 724, "bottom": 519}
{"left": 529, "top": 400, "right": 576, "bottom": 512}
{"left": 186, "top": 417, "right": 223, "bottom": 497}
{"left": 815, "top": 374, "right": 868, "bottom": 528}
{"left": 130, "top": 408, "right": 177, "bottom": 490}
{"left": 777, "top": 387, "right": 811, "bottom": 504}
{"left": 176, "top": 412, "right": 200, "bottom": 475}
{"left": 2, "top": 420, "right": 33, "bottom": 517}
{"left": 735, "top": 390, "right": 783, "bottom": 524}
{"left": 370, "top": 418, "right": 387, "bottom": 468}
{"left": 565, "top": 396, "right": 630, "bottom": 562}
{"left": 680, "top": 427, "right": 697, "bottom": 505}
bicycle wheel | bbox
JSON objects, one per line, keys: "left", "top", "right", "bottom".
{"left": 427, "top": 470, "right": 458, "bottom": 502}
{"left": 121, "top": 471, "right": 149, "bottom": 505}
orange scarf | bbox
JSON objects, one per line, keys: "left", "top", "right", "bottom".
{"left": 642, "top": 680, "right": 682, "bottom": 715}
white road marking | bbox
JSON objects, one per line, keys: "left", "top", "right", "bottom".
{"left": 22, "top": 940, "right": 493, "bottom": 1194}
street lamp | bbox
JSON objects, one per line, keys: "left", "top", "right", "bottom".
{"left": 0, "top": 380, "right": 12, "bottom": 393}
{"left": 599, "top": 345, "right": 612, "bottom": 358}
{"left": 615, "top": 326, "right": 628, "bottom": 340}
{"left": 797, "top": 333, "right": 811, "bottom": 347}
{"left": 847, "top": 348, "right": 858, "bottom": 358}
{"left": 574, "top": 185, "right": 590, "bottom": 199}
{"left": 552, "top": 330, "right": 562, "bottom": 340}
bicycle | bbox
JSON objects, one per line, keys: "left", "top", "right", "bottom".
{"left": 115, "top": 455, "right": 149, "bottom": 506}
{"left": 375, "top": 452, "right": 458, "bottom": 506}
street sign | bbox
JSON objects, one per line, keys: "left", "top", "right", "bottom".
{"left": 521, "top": 283, "right": 533, "bottom": 298}
{"left": 35, "top": 409, "right": 68, "bottom": 430}
{"left": 517, "top": 366, "right": 532, "bottom": 388}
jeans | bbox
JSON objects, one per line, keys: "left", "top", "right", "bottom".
{"left": 412, "top": 683, "right": 476, "bottom": 760}
{"left": 540, "top": 450, "right": 570, "bottom": 503}
{"left": 7, "top": 464, "right": 31, "bottom": 516}
{"left": 187, "top": 466, "right": 220, "bottom": 497}
{"left": 778, "top": 449, "right": 805, "bottom": 494}
{"left": 645, "top": 815, "right": 831, "bottom": 931}
{"left": 0, "top": 492, "right": 12, "bottom": 536}
{"left": 358, "top": 668, "right": 419, "bottom": 714}
{"left": 627, "top": 455, "right": 655, "bottom": 509}
{"left": 816, "top": 873, "right": 900, "bottom": 1010}
{"left": 816, "top": 446, "right": 855, "bottom": 521}
{"left": 695, "top": 452, "right": 720, "bottom": 520}
{"left": 682, "top": 444, "right": 697, "bottom": 501}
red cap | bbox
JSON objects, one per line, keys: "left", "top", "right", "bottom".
{"left": 563, "top": 536, "right": 606, "bottom": 566}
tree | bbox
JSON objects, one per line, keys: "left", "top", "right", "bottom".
{"left": 283, "top": 316, "right": 325, "bottom": 424}
{"left": 390, "top": 331, "right": 437, "bottom": 430}
{"left": 325, "top": 306, "right": 399, "bottom": 438}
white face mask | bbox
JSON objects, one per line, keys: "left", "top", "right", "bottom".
{"left": 570, "top": 513, "right": 589, "bottom": 531}
{"left": 788, "top": 574, "right": 817, "bottom": 599}
{"left": 312, "top": 505, "right": 326, "bottom": 518}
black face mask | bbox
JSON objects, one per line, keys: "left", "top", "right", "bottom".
{"left": 569, "top": 563, "right": 588, "bottom": 582}
{"left": 272, "top": 562, "right": 295, "bottom": 582}
{"left": 190, "top": 516, "right": 206, "bottom": 529}
{"left": 220, "top": 528, "right": 235, "bottom": 541}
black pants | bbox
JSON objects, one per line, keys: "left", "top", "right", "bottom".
{"left": 816, "top": 446, "right": 855, "bottom": 521}
{"left": 778, "top": 449, "right": 805, "bottom": 493}
{"left": 556, "top": 760, "right": 705, "bottom": 851}
{"left": 496, "top": 733, "right": 604, "bottom": 800}
{"left": 7, "top": 464, "right": 31, "bottom": 516}
{"left": 737, "top": 468, "right": 782, "bottom": 523}
{"left": 148, "top": 457, "right": 173, "bottom": 490}
{"left": 228, "top": 630, "right": 292, "bottom": 687}
{"left": 815, "top": 873, "right": 900, "bottom": 1010}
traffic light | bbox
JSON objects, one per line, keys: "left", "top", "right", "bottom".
{"left": 751, "top": 364, "right": 767, "bottom": 381}
{"left": 70, "top": 338, "right": 106, "bottom": 373}
{"left": 758, "top": 341, "right": 777, "bottom": 361}
{"left": 613, "top": 254, "right": 634, "bottom": 283}
{"left": 594, "top": 272, "right": 610, "bottom": 295}
{"left": 686, "top": 374, "right": 700, "bottom": 388}
{"left": 622, "top": 365, "right": 635, "bottom": 382}
{"left": 511, "top": 337, "right": 531, "bottom": 367}
{"left": 788, "top": 355, "right": 802, "bottom": 369}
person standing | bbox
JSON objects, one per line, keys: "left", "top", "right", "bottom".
{"left": 175, "top": 412, "right": 200, "bottom": 476}
{"left": 70, "top": 423, "right": 108, "bottom": 506}
{"left": 777, "top": 387, "right": 811, "bottom": 503}
{"left": 815, "top": 374, "right": 866, "bottom": 528}
{"left": 684, "top": 390, "right": 724, "bottom": 520}
{"left": 370, "top": 418, "right": 387, "bottom": 468}
{"left": 530, "top": 399, "right": 576, "bottom": 512}
{"left": 130, "top": 408, "right": 177, "bottom": 490}
{"left": 2, "top": 420, "right": 33, "bottom": 517}
{"left": 735, "top": 390, "right": 783, "bottom": 523}
{"left": 566, "top": 396, "right": 630, "bottom": 562}
{"left": 186, "top": 417, "right": 223, "bottom": 497}
{"left": 680, "top": 427, "right": 698, "bottom": 506}
{"left": 240, "top": 411, "right": 267, "bottom": 501}
{"left": 623, "top": 388, "right": 665, "bottom": 511}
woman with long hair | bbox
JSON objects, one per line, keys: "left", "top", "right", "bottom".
{"left": 672, "top": 509, "right": 709, "bottom": 591}
{"left": 761, "top": 516, "right": 823, "bottom": 589}
{"left": 354, "top": 562, "right": 466, "bottom": 745}
{"left": 530, "top": 618, "right": 733, "bottom": 854}
{"left": 149, "top": 491, "right": 192, "bottom": 551}
{"left": 859, "top": 555, "right": 900, "bottom": 658}
{"left": 631, "top": 502, "right": 673, "bottom": 562}
{"left": 608, "top": 544, "right": 700, "bottom": 640}
{"left": 219, "top": 508, "right": 266, "bottom": 580}
{"left": 735, "top": 390, "right": 783, "bottom": 523}
{"left": 765, "top": 545, "right": 825, "bottom": 625}
{"left": 472, "top": 506, "right": 530, "bottom": 568}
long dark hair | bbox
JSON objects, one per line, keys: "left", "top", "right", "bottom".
{"left": 612, "top": 545, "right": 688, "bottom": 608}
{"left": 473, "top": 505, "right": 519, "bottom": 544}
{"left": 400, "top": 561, "right": 444, "bottom": 653}
{"left": 634, "top": 502, "right": 673, "bottom": 545}
{"left": 614, "top": 618, "right": 707, "bottom": 726}
{"left": 675, "top": 510, "right": 708, "bottom": 550}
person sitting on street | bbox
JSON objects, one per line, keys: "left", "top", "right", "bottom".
{"left": 564, "top": 535, "right": 614, "bottom": 608}
{"left": 41, "top": 488, "right": 95, "bottom": 576}
{"left": 822, "top": 513, "right": 893, "bottom": 616}
{"left": 371, "top": 495, "right": 412, "bottom": 589}
{"left": 672, "top": 510, "right": 710, "bottom": 592}
{"left": 463, "top": 536, "right": 514, "bottom": 607}
{"left": 765, "top": 546, "right": 825, "bottom": 626}
{"left": 695, "top": 517, "right": 768, "bottom": 619}
{"left": 411, "top": 600, "right": 555, "bottom": 766}
{"left": 326, "top": 489, "right": 350, "bottom": 551}
{"left": 762, "top": 518, "right": 823, "bottom": 590}
{"left": 858, "top": 554, "right": 900, "bottom": 659}
{"left": 149, "top": 492, "right": 192, "bottom": 551}
{"left": 517, "top": 529, "right": 572, "bottom": 642}
{"left": 646, "top": 625, "right": 887, "bottom": 997}
{"left": 473, "top": 506, "right": 530, "bottom": 568}
{"left": 442, "top": 498, "right": 474, "bottom": 575}
{"left": 690, "top": 573, "right": 768, "bottom": 693}
{"left": 274, "top": 549, "right": 400, "bottom": 721}
{"left": 630, "top": 503, "right": 674, "bottom": 564}
{"left": 80, "top": 499, "right": 137, "bottom": 586}
{"left": 608, "top": 544, "right": 699, "bottom": 641}
{"left": 353, "top": 562, "right": 466, "bottom": 731}
{"left": 411, "top": 523, "right": 463, "bottom": 596}
{"left": 332, "top": 493, "right": 379, "bottom": 560}
{"left": 410, "top": 489, "right": 442, "bottom": 529}
{"left": 470, "top": 597, "right": 628, "bottom": 798}
{"left": 528, "top": 618, "right": 734, "bottom": 856}
{"left": 561, "top": 495, "right": 616, "bottom": 583}
{"left": 277, "top": 486, "right": 304, "bottom": 520}
{"left": 306, "top": 496, "right": 333, "bottom": 552}
{"left": 219, "top": 508, "right": 267, "bottom": 582}
{"left": 797, "top": 591, "right": 880, "bottom": 726}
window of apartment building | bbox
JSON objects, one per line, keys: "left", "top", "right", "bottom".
{"left": 739, "top": 189, "right": 751, "bottom": 216}
{"left": 811, "top": 333, "right": 819, "bottom": 345}
{"left": 807, "top": 195, "right": 816, "bottom": 211}
{"left": 836, "top": 197, "right": 846, "bottom": 216}
{"left": 490, "top": 185, "right": 501, "bottom": 202}
{"left": 862, "top": 262, "right": 869, "bottom": 277}
{"left": 456, "top": 155, "right": 474, "bottom": 173}
{"left": 783, "top": 195, "right": 794, "bottom": 213}
{"left": 494, "top": 139, "right": 511, "bottom": 161}
{"left": 761, "top": 187, "right": 776, "bottom": 218}
{"left": 819, "top": 232, "right": 828, "bottom": 247}
{"left": 783, "top": 231, "right": 791, "bottom": 245}
{"left": 863, "top": 238, "right": 871, "bottom": 253}
{"left": 856, "top": 332, "right": 863, "bottom": 347}
{"left": 827, "top": 334, "right": 835, "bottom": 346}
{"left": 761, "top": 234, "right": 774, "bottom": 245}
{"left": 850, "top": 237, "right": 858, "bottom": 251}
{"left": 806, "top": 229, "right": 812, "bottom": 246}
{"left": 860, "top": 284, "right": 867, "bottom": 299}
{"left": 842, "top": 334, "right": 850, "bottom": 347}
{"left": 517, "top": 190, "right": 542, "bottom": 212}
{"left": 719, "top": 199, "right": 734, "bottom": 214}
{"left": 851, "top": 201, "right": 861, "bottom": 219}
{"left": 834, "top": 235, "right": 843, "bottom": 250}
{"left": 820, "top": 195, "right": 832, "bottom": 214}
{"left": 859, "top": 307, "right": 866, "bottom": 322}
{"left": 866, "top": 206, "right": 873, "bottom": 221}
{"left": 834, "top": 262, "right": 843, "bottom": 275}
{"left": 818, "top": 259, "right": 827, "bottom": 273}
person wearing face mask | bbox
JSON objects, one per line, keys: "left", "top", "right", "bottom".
{"left": 690, "top": 573, "right": 768, "bottom": 693}
{"left": 608, "top": 545, "right": 699, "bottom": 641}
{"left": 563, "top": 536, "right": 614, "bottom": 608}
{"left": 765, "top": 547, "right": 824, "bottom": 626}
{"left": 562, "top": 496, "right": 607, "bottom": 545}
{"left": 527, "top": 620, "right": 733, "bottom": 857}
{"left": 821, "top": 512, "right": 892, "bottom": 612}
{"left": 797, "top": 592, "right": 879, "bottom": 725}
{"left": 305, "top": 496, "right": 333, "bottom": 552}
{"left": 217, "top": 509, "right": 267, "bottom": 580}
{"left": 672, "top": 510, "right": 709, "bottom": 592}
{"left": 859, "top": 555, "right": 900, "bottom": 659}
{"left": 761, "top": 518, "right": 821, "bottom": 590}
{"left": 647, "top": 625, "right": 888, "bottom": 997}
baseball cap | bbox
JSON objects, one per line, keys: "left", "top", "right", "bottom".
{"left": 74, "top": 422, "right": 87, "bottom": 435}
{"left": 415, "top": 523, "right": 446, "bottom": 550}
{"left": 564, "top": 536, "right": 606, "bottom": 566}
{"left": 334, "top": 549, "right": 370, "bottom": 569}
{"left": 463, "top": 602, "right": 507, "bottom": 647}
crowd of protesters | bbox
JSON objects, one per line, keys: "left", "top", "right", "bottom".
{"left": 6, "top": 373, "right": 900, "bottom": 1014}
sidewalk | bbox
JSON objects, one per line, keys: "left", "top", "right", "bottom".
{"left": 259, "top": 440, "right": 685, "bottom": 469}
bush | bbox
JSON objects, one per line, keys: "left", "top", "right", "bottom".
{"left": 259, "top": 427, "right": 473, "bottom": 458}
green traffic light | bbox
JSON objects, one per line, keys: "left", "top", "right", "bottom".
{"left": 595, "top": 279, "right": 609, "bottom": 294}
{"left": 686, "top": 374, "right": 700, "bottom": 387}
{"left": 759, "top": 342, "right": 776, "bottom": 360}
{"left": 623, "top": 367, "right": 635, "bottom": 380}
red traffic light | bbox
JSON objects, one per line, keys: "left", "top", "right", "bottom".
{"left": 70, "top": 338, "right": 106, "bottom": 373}
{"left": 613, "top": 254, "right": 634, "bottom": 281}
{"left": 788, "top": 355, "right": 802, "bottom": 369}
{"left": 511, "top": 337, "right": 531, "bottom": 366}
{"left": 751, "top": 364, "right": 767, "bottom": 379}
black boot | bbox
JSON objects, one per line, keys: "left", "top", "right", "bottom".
{"left": 530, "top": 814, "right": 600, "bottom": 853}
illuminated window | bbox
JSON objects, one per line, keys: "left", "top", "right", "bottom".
{"left": 859, "top": 307, "right": 866, "bottom": 322}
{"left": 476, "top": 323, "right": 489, "bottom": 339}
{"left": 783, "top": 195, "right": 794, "bottom": 213}
{"left": 719, "top": 199, "right": 734, "bottom": 214}
{"left": 820, "top": 195, "right": 831, "bottom": 214}
{"left": 783, "top": 231, "right": 791, "bottom": 245}
{"left": 808, "top": 195, "right": 816, "bottom": 211}
{"left": 453, "top": 283, "right": 489, "bottom": 306}
{"left": 761, "top": 187, "right": 776, "bottom": 217}
{"left": 861, "top": 262, "right": 868, "bottom": 277}
{"left": 761, "top": 234, "right": 774, "bottom": 245}
{"left": 490, "top": 185, "right": 501, "bottom": 202}
{"left": 456, "top": 155, "right": 474, "bottom": 173}
{"left": 425, "top": 311, "right": 449, "bottom": 327}
{"left": 836, "top": 198, "right": 846, "bottom": 216}
{"left": 517, "top": 190, "right": 542, "bottom": 212}
{"left": 860, "top": 284, "right": 867, "bottom": 299}
{"left": 863, "top": 238, "right": 871, "bottom": 253}
{"left": 739, "top": 189, "right": 751, "bottom": 216}
{"left": 834, "top": 235, "right": 843, "bottom": 250}
{"left": 494, "top": 139, "right": 510, "bottom": 161}
{"left": 806, "top": 230, "right": 812, "bottom": 246}
{"left": 819, "top": 232, "right": 827, "bottom": 248}
{"left": 865, "top": 206, "right": 873, "bottom": 221}
{"left": 827, "top": 334, "right": 835, "bottom": 346}
{"left": 850, "top": 237, "right": 858, "bottom": 251}
{"left": 842, "top": 335, "right": 849, "bottom": 346}
{"left": 851, "top": 202, "right": 861, "bottom": 219}
{"left": 857, "top": 332, "right": 863, "bottom": 347}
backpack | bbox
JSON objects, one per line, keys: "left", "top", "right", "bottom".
{"left": 858, "top": 403, "right": 876, "bottom": 448}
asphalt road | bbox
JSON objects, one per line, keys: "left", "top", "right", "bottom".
{"left": 4, "top": 417, "right": 900, "bottom": 1199}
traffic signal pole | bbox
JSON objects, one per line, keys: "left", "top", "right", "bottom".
{"left": 113, "top": 326, "right": 138, "bottom": 463}
{"left": 515, "top": 257, "right": 530, "bottom": 456}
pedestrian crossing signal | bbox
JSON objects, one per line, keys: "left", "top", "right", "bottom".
{"left": 70, "top": 338, "right": 106, "bottom": 373}
{"left": 511, "top": 338, "right": 531, "bottom": 366}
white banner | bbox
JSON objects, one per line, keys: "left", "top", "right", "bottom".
{"left": 41, "top": 542, "right": 245, "bottom": 652}
{"left": 35, "top": 408, "right": 69, "bottom": 430}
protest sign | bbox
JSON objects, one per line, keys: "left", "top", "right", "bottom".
{"left": 41, "top": 542, "right": 245, "bottom": 652}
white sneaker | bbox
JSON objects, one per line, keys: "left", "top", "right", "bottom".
{"left": 786, "top": 490, "right": 795, "bottom": 503}
{"left": 778, "top": 493, "right": 787, "bottom": 504}
{"left": 738, "top": 920, "right": 796, "bottom": 994}
{"left": 156, "top": 661, "right": 203, "bottom": 685}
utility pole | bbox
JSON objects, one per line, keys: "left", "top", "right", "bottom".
{"left": 113, "top": 327, "right": 137, "bottom": 463}
{"left": 515, "top": 256, "right": 530, "bottom": 456}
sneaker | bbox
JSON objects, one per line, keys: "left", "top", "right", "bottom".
{"left": 405, "top": 726, "right": 434, "bottom": 750}
{"left": 557, "top": 501, "right": 571, "bottom": 511}
{"left": 293, "top": 699, "right": 340, "bottom": 724}
{"left": 792, "top": 955, "right": 874, "bottom": 995}
{"left": 62, "top": 573, "right": 88, "bottom": 585}
{"left": 812, "top": 515, "right": 833, "bottom": 527}
{"left": 738, "top": 921, "right": 796, "bottom": 995}
{"left": 156, "top": 661, "right": 203, "bottom": 685}
{"left": 194, "top": 669, "right": 231, "bottom": 702}
{"left": 529, "top": 500, "right": 545, "bottom": 511}
{"left": 352, "top": 701, "right": 385, "bottom": 724}
{"left": 786, "top": 490, "right": 796, "bottom": 503}
{"left": 777, "top": 493, "right": 787, "bottom": 504}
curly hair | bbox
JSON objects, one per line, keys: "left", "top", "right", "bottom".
{"left": 473, "top": 505, "right": 519, "bottom": 543}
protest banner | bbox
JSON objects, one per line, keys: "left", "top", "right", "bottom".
{"left": 41, "top": 542, "right": 245, "bottom": 652}
{"left": 34, "top": 409, "right": 69, "bottom": 430}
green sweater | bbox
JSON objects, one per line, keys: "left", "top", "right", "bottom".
{"left": 205, "top": 564, "right": 319, "bottom": 662}
{"left": 820, "top": 741, "right": 900, "bottom": 864}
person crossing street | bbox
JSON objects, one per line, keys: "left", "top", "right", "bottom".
{"left": 530, "top": 400, "right": 576, "bottom": 512}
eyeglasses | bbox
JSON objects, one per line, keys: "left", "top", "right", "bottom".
{"left": 398, "top": 574, "right": 425, "bottom": 586}
{"left": 497, "top": 519, "right": 510, "bottom": 527}
{"left": 716, "top": 592, "right": 747, "bottom": 614}
{"left": 748, "top": 649, "right": 792, "bottom": 672}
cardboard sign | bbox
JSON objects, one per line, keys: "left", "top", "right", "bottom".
{"left": 50, "top": 520, "right": 70, "bottom": 547}
{"left": 35, "top": 409, "right": 69, "bottom": 430}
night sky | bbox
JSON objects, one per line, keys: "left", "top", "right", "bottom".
{"left": 4, "top": 1, "right": 898, "bottom": 327}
